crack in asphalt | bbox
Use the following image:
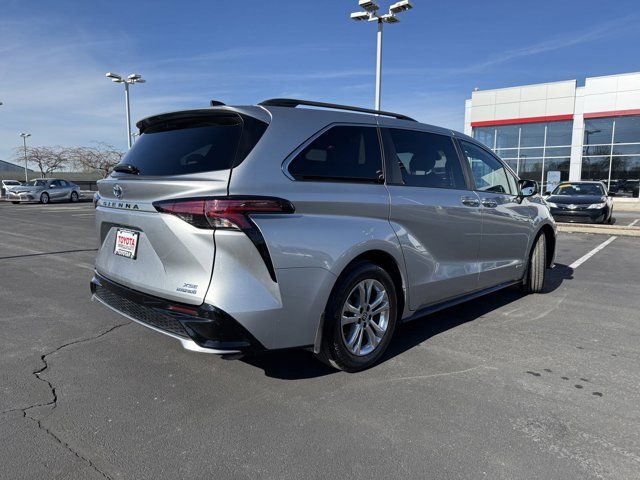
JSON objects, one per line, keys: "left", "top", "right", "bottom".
{"left": 0, "top": 248, "right": 98, "bottom": 260}
{"left": 16, "top": 322, "right": 130, "bottom": 480}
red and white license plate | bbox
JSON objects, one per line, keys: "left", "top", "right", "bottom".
{"left": 114, "top": 229, "right": 139, "bottom": 259}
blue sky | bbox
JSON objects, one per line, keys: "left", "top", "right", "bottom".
{"left": 1, "top": 0, "right": 640, "bottom": 163}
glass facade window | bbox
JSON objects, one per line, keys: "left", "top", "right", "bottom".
{"left": 582, "top": 115, "right": 640, "bottom": 196}
{"left": 519, "top": 123, "right": 547, "bottom": 148}
{"left": 473, "top": 127, "right": 495, "bottom": 148}
{"left": 544, "top": 147, "right": 571, "bottom": 157}
{"left": 612, "top": 144, "right": 640, "bottom": 155}
{"left": 496, "top": 148, "right": 518, "bottom": 159}
{"left": 495, "top": 125, "right": 519, "bottom": 149}
{"left": 472, "top": 120, "right": 572, "bottom": 189}
{"left": 583, "top": 118, "right": 614, "bottom": 145}
{"left": 613, "top": 116, "right": 640, "bottom": 144}
{"left": 583, "top": 145, "right": 611, "bottom": 156}
{"left": 519, "top": 148, "right": 544, "bottom": 158}
{"left": 545, "top": 121, "right": 574, "bottom": 146}
{"left": 581, "top": 156, "right": 611, "bottom": 181}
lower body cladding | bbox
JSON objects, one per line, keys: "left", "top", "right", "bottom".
{"left": 550, "top": 207, "right": 609, "bottom": 224}
{"left": 91, "top": 229, "right": 338, "bottom": 355}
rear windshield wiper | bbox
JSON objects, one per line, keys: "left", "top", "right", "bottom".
{"left": 113, "top": 164, "right": 140, "bottom": 175}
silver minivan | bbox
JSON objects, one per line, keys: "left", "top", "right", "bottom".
{"left": 91, "top": 99, "right": 556, "bottom": 371}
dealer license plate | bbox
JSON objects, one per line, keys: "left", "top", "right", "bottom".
{"left": 114, "top": 229, "right": 139, "bottom": 259}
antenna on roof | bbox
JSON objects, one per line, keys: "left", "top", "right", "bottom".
{"left": 210, "top": 100, "right": 226, "bottom": 107}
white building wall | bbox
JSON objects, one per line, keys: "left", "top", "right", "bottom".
{"left": 569, "top": 86, "right": 585, "bottom": 181}
{"left": 467, "top": 80, "right": 576, "bottom": 125}
{"left": 463, "top": 99, "right": 472, "bottom": 136}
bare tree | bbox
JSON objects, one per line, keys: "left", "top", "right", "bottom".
{"left": 13, "top": 145, "right": 70, "bottom": 177}
{"left": 69, "top": 143, "right": 125, "bottom": 178}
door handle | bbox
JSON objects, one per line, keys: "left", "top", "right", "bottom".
{"left": 481, "top": 198, "right": 498, "bottom": 208}
{"left": 461, "top": 196, "right": 480, "bottom": 207}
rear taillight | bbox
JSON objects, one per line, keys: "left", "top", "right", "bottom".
{"left": 153, "top": 196, "right": 295, "bottom": 282}
{"left": 153, "top": 197, "right": 294, "bottom": 230}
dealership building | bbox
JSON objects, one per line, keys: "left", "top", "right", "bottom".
{"left": 464, "top": 71, "right": 640, "bottom": 196}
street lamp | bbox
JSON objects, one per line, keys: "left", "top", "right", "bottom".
{"left": 19, "top": 133, "right": 31, "bottom": 183}
{"left": 350, "top": 0, "right": 413, "bottom": 110}
{"left": 105, "top": 72, "right": 146, "bottom": 149}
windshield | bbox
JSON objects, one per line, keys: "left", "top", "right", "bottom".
{"left": 27, "top": 180, "right": 48, "bottom": 187}
{"left": 552, "top": 183, "right": 604, "bottom": 196}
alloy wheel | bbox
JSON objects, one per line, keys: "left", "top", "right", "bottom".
{"left": 340, "top": 279, "right": 390, "bottom": 356}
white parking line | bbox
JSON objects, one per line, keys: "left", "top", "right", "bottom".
{"left": 628, "top": 219, "right": 639, "bottom": 227}
{"left": 569, "top": 236, "right": 618, "bottom": 269}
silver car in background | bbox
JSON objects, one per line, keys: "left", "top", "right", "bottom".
{"left": 91, "top": 99, "right": 556, "bottom": 371}
{"left": 7, "top": 178, "right": 81, "bottom": 204}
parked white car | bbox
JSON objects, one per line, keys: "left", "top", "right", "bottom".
{"left": 1, "top": 179, "right": 22, "bottom": 198}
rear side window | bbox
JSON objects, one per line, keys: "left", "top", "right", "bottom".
{"left": 460, "top": 141, "right": 514, "bottom": 194}
{"left": 288, "top": 126, "right": 382, "bottom": 183}
{"left": 384, "top": 129, "right": 467, "bottom": 189}
{"left": 117, "top": 113, "right": 267, "bottom": 176}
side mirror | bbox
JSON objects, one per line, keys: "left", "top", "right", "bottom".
{"left": 543, "top": 191, "right": 551, "bottom": 196}
{"left": 49, "top": 185, "right": 56, "bottom": 189}
{"left": 518, "top": 179, "right": 538, "bottom": 198}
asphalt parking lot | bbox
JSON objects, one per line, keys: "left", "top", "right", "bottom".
{"left": 1, "top": 202, "right": 640, "bottom": 480}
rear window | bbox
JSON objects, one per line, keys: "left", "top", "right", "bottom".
{"left": 288, "top": 125, "right": 382, "bottom": 183}
{"left": 117, "top": 113, "right": 267, "bottom": 176}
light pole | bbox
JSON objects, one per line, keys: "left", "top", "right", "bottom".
{"left": 19, "top": 133, "right": 31, "bottom": 183}
{"left": 350, "top": 1, "right": 413, "bottom": 110}
{"left": 105, "top": 72, "right": 146, "bottom": 149}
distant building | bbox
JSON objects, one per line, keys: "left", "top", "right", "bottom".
{"left": 464, "top": 71, "right": 640, "bottom": 196}
{"left": 0, "top": 159, "right": 32, "bottom": 177}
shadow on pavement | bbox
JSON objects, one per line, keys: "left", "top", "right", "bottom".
{"left": 243, "top": 264, "right": 574, "bottom": 380}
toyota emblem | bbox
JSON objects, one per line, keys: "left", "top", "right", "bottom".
{"left": 113, "top": 184, "right": 123, "bottom": 199}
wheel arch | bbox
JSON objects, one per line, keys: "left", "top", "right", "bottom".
{"left": 341, "top": 249, "right": 406, "bottom": 318}
{"left": 313, "top": 247, "right": 407, "bottom": 355}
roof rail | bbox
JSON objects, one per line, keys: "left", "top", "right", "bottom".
{"left": 258, "top": 98, "right": 416, "bottom": 122}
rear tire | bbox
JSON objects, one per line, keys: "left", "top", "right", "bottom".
{"left": 522, "top": 234, "right": 546, "bottom": 294}
{"left": 316, "top": 262, "right": 398, "bottom": 372}
{"left": 40, "top": 192, "right": 50, "bottom": 204}
{"left": 70, "top": 191, "right": 79, "bottom": 203}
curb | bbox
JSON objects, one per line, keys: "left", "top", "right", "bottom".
{"left": 557, "top": 224, "right": 640, "bottom": 237}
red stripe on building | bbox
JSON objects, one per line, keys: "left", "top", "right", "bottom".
{"left": 470, "top": 114, "right": 573, "bottom": 127}
{"left": 583, "top": 109, "right": 640, "bottom": 119}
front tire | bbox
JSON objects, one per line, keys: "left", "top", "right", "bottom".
{"left": 40, "top": 192, "right": 50, "bottom": 204}
{"left": 317, "top": 262, "right": 398, "bottom": 372}
{"left": 522, "top": 234, "right": 546, "bottom": 294}
{"left": 11, "top": 201, "right": 19, "bottom": 204}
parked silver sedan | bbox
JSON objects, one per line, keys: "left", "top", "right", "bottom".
{"left": 7, "top": 178, "right": 81, "bottom": 204}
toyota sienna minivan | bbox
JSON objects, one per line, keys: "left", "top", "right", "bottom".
{"left": 91, "top": 99, "right": 556, "bottom": 371}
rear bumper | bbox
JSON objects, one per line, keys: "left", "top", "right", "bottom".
{"left": 90, "top": 272, "right": 264, "bottom": 354}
